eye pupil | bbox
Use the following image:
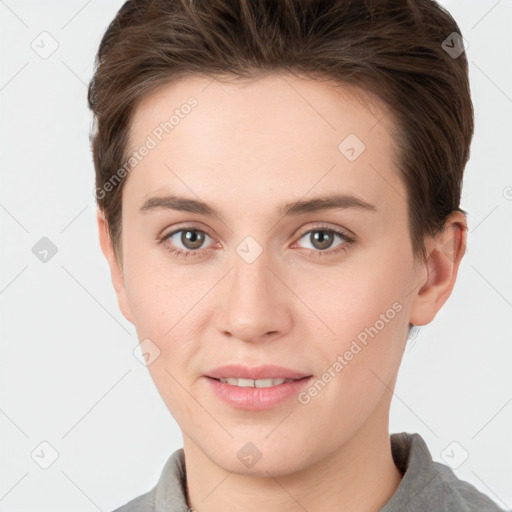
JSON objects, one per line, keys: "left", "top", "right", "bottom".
{"left": 311, "top": 230, "right": 333, "bottom": 250}
{"left": 182, "top": 230, "right": 205, "bottom": 250}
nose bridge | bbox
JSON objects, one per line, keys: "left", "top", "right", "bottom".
{"left": 217, "top": 239, "right": 291, "bottom": 342}
{"left": 232, "top": 243, "right": 271, "bottom": 301}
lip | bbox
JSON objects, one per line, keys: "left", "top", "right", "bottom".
{"left": 205, "top": 364, "right": 311, "bottom": 380}
{"left": 203, "top": 364, "right": 313, "bottom": 410}
{"left": 203, "top": 375, "right": 314, "bottom": 410}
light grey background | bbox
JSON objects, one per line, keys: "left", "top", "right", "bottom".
{"left": 1, "top": 1, "right": 511, "bottom": 510}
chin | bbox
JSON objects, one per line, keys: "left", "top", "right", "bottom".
{"left": 203, "top": 437, "right": 313, "bottom": 477}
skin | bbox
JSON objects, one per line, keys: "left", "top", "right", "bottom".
{"left": 98, "top": 73, "right": 467, "bottom": 512}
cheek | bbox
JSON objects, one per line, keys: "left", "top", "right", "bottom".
{"left": 122, "top": 241, "right": 200, "bottom": 335}
{"left": 122, "top": 249, "right": 212, "bottom": 385}
{"left": 297, "top": 273, "right": 406, "bottom": 426}
{"left": 124, "top": 259, "right": 205, "bottom": 420}
{"left": 292, "top": 250, "right": 409, "bottom": 386}
{"left": 293, "top": 249, "right": 406, "bottom": 332}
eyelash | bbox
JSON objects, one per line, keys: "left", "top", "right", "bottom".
{"left": 159, "top": 224, "right": 356, "bottom": 260}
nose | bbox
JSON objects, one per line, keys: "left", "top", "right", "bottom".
{"left": 215, "top": 248, "right": 293, "bottom": 344}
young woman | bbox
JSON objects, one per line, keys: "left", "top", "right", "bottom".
{"left": 88, "top": 1, "right": 505, "bottom": 510}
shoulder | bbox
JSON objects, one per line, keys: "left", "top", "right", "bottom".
{"left": 110, "top": 448, "right": 188, "bottom": 512}
{"left": 431, "top": 461, "right": 507, "bottom": 511}
{"left": 383, "top": 432, "right": 507, "bottom": 512}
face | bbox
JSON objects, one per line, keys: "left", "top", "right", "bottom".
{"left": 100, "top": 73, "right": 454, "bottom": 476}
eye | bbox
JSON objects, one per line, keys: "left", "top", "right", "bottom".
{"left": 293, "top": 225, "right": 355, "bottom": 257}
{"left": 160, "top": 227, "right": 214, "bottom": 258}
{"left": 159, "top": 224, "right": 355, "bottom": 260}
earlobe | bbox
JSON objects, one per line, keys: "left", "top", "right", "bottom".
{"left": 97, "top": 210, "right": 134, "bottom": 324}
{"left": 409, "top": 212, "right": 468, "bottom": 327}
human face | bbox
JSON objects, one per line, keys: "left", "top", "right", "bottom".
{"left": 109, "top": 73, "right": 424, "bottom": 475}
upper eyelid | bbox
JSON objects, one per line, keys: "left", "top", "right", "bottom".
{"left": 162, "top": 224, "right": 215, "bottom": 241}
{"left": 294, "top": 224, "right": 353, "bottom": 239}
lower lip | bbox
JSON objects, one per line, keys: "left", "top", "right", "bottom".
{"left": 203, "top": 376, "right": 314, "bottom": 410}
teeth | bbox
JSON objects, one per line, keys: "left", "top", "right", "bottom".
{"left": 219, "top": 377, "right": 295, "bottom": 388}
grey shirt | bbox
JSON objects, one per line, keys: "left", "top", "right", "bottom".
{"left": 113, "top": 432, "right": 507, "bottom": 512}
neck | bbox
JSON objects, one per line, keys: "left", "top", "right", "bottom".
{"left": 183, "top": 398, "right": 403, "bottom": 512}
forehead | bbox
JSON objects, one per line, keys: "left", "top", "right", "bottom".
{"left": 124, "top": 73, "right": 405, "bottom": 220}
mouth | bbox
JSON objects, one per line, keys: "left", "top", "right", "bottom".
{"left": 203, "top": 364, "right": 313, "bottom": 409}
{"left": 204, "top": 374, "right": 314, "bottom": 410}
{"left": 205, "top": 363, "right": 312, "bottom": 382}
{"left": 206, "top": 376, "right": 311, "bottom": 388}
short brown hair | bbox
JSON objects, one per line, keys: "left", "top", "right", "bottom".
{"left": 88, "top": 0, "right": 473, "bottom": 263}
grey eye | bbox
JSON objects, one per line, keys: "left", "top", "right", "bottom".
{"left": 297, "top": 229, "right": 345, "bottom": 251}
{"left": 168, "top": 229, "right": 211, "bottom": 251}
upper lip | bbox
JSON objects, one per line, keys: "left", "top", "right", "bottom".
{"left": 205, "top": 364, "right": 311, "bottom": 380}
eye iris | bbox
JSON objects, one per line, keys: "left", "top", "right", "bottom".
{"left": 311, "top": 230, "right": 333, "bottom": 250}
{"left": 182, "top": 230, "right": 205, "bottom": 250}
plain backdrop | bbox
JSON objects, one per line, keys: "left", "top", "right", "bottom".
{"left": 1, "top": 1, "right": 511, "bottom": 511}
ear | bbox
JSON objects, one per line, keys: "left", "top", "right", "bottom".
{"left": 409, "top": 211, "right": 468, "bottom": 327}
{"left": 97, "top": 210, "right": 133, "bottom": 324}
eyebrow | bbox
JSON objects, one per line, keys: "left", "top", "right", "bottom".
{"left": 138, "top": 193, "right": 377, "bottom": 219}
